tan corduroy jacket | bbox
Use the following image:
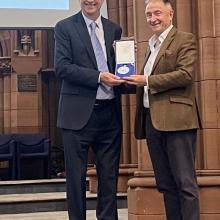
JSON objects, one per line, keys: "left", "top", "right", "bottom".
{"left": 135, "top": 27, "right": 200, "bottom": 139}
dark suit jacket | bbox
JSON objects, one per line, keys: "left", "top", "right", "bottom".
{"left": 54, "top": 12, "right": 122, "bottom": 130}
{"left": 135, "top": 27, "right": 199, "bottom": 139}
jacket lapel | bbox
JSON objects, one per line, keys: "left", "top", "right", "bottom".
{"left": 151, "top": 27, "right": 177, "bottom": 73}
{"left": 102, "top": 17, "right": 113, "bottom": 73}
{"left": 140, "top": 47, "right": 151, "bottom": 75}
{"left": 74, "top": 12, "right": 98, "bottom": 68}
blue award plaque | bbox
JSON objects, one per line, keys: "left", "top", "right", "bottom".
{"left": 115, "top": 39, "right": 135, "bottom": 78}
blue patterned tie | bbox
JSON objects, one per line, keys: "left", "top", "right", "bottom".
{"left": 90, "top": 21, "right": 113, "bottom": 98}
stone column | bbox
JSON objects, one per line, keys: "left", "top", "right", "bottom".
{"left": 127, "top": 0, "right": 158, "bottom": 218}
{"left": 127, "top": 0, "right": 220, "bottom": 219}
{"left": 0, "top": 32, "right": 12, "bottom": 170}
{"left": 87, "top": 0, "right": 138, "bottom": 193}
{"left": 195, "top": 0, "right": 220, "bottom": 218}
{"left": 0, "top": 31, "right": 12, "bottom": 133}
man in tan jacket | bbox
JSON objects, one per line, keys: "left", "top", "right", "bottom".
{"left": 124, "top": 0, "right": 200, "bottom": 219}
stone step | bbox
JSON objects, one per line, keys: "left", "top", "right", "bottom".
{"left": 0, "top": 210, "right": 128, "bottom": 220}
{"left": 0, "top": 178, "right": 89, "bottom": 195}
{"left": 0, "top": 191, "right": 127, "bottom": 214}
{"left": 0, "top": 179, "right": 66, "bottom": 195}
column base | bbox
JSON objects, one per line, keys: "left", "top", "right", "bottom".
{"left": 127, "top": 170, "right": 220, "bottom": 220}
{"left": 87, "top": 164, "right": 138, "bottom": 193}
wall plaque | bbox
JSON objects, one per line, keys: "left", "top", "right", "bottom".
{"left": 17, "top": 74, "right": 37, "bottom": 92}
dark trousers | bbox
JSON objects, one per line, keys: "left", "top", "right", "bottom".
{"left": 62, "top": 101, "right": 121, "bottom": 220}
{"left": 144, "top": 108, "right": 200, "bottom": 220}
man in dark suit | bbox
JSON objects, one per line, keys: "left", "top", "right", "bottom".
{"left": 54, "top": 0, "right": 125, "bottom": 219}
{"left": 124, "top": 0, "right": 200, "bottom": 219}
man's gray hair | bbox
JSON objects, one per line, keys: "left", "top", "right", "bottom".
{"left": 145, "top": 0, "right": 172, "bottom": 7}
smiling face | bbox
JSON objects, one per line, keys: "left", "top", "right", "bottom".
{"left": 80, "top": 0, "right": 104, "bottom": 20}
{"left": 145, "top": 0, "right": 173, "bottom": 36}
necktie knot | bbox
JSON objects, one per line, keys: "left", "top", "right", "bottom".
{"left": 90, "top": 21, "right": 97, "bottom": 32}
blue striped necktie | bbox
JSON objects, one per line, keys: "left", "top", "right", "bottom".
{"left": 90, "top": 21, "right": 113, "bottom": 98}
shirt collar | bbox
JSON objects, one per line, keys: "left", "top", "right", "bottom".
{"left": 149, "top": 24, "right": 173, "bottom": 48}
{"left": 81, "top": 11, "right": 103, "bottom": 29}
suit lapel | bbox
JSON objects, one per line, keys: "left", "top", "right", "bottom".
{"left": 140, "top": 47, "right": 151, "bottom": 75}
{"left": 140, "top": 46, "right": 150, "bottom": 75}
{"left": 74, "top": 13, "right": 113, "bottom": 72}
{"left": 74, "top": 12, "right": 97, "bottom": 68}
{"left": 151, "top": 27, "right": 177, "bottom": 73}
{"left": 102, "top": 17, "right": 113, "bottom": 73}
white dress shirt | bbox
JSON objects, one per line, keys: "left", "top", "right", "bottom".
{"left": 143, "top": 25, "right": 173, "bottom": 108}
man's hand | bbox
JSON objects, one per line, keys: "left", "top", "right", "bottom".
{"left": 123, "top": 75, "right": 147, "bottom": 87}
{"left": 100, "top": 72, "right": 125, "bottom": 86}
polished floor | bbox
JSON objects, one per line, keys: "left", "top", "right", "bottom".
{"left": 0, "top": 209, "right": 128, "bottom": 220}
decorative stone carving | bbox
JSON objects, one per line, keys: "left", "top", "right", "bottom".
{"left": 0, "top": 57, "right": 11, "bottom": 75}
{"left": 13, "top": 30, "right": 39, "bottom": 56}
